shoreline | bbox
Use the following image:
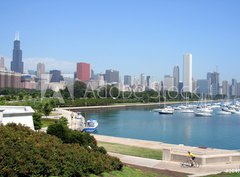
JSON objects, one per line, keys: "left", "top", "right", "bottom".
{"left": 60, "top": 99, "right": 220, "bottom": 111}
{"left": 93, "top": 134, "right": 238, "bottom": 152}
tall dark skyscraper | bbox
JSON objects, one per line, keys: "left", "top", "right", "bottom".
{"left": 11, "top": 33, "right": 24, "bottom": 73}
{"left": 50, "top": 70, "right": 63, "bottom": 82}
{"left": 146, "top": 76, "right": 151, "bottom": 88}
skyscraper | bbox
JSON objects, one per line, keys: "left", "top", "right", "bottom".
{"left": 124, "top": 75, "right": 132, "bottom": 85}
{"left": 140, "top": 73, "right": 145, "bottom": 86}
{"left": 76, "top": 62, "right": 91, "bottom": 81}
{"left": 183, "top": 53, "right": 192, "bottom": 92}
{"left": 0, "top": 57, "right": 5, "bottom": 71}
{"left": 164, "top": 75, "right": 174, "bottom": 91}
{"left": 146, "top": 76, "right": 151, "bottom": 88}
{"left": 207, "top": 72, "right": 220, "bottom": 96}
{"left": 37, "top": 62, "right": 45, "bottom": 78}
{"left": 231, "top": 79, "right": 237, "bottom": 97}
{"left": 49, "top": 70, "right": 63, "bottom": 82}
{"left": 222, "top": 80, "right": 229, "bottom": 97}
{"left": 196, "top": 79, "right": 209, "bottom": 95}
{"left": 173, "top": 65, "right": 179, "bottom": 91}
{"left": 11, "top": 33, "right": 24, "bottom": 73}
{"left": 105, "top": 69, "right": 119, "bottom": 83}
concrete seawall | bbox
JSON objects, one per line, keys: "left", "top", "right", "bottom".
{"left": 94, "top": 134, "right": 240, "bottom": 166}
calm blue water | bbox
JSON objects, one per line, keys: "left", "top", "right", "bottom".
{"left": 81, "top": 107, "right": 240, "bottom": 150}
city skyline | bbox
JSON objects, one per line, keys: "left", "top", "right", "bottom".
{"left": 1, "top": 1, "right": 240, "bottom": 81}
{"left": 0, "top": 36, "right": 239, "bottom": 86}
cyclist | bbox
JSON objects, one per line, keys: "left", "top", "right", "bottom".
{"left": 188, "top": 151, "right": 196, "bottom": 167}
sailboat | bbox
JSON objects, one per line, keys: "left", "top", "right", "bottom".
{"left": 180, "top": 96, "right": 194, "bottom": 113}
{"left": 194, "top": 94, "right": 212, "bottom": 117}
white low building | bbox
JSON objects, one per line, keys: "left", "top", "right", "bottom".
{"left": 0, "top": 106, "right": 35, "bottom": 130}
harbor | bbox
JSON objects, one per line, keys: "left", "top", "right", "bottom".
{"left": 63, "top": 100, "right": 240, "bottom": 150}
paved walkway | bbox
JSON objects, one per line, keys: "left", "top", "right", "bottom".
{"left": 94, "top": 134, "right": 239, "bottom": 156}
{"left": 94, "top": 135, "right": 240, "bottom": 176}
{"left": 109, "top": 152, "right": 240, "bottom": 177}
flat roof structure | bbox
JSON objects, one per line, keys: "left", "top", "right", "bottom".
{"left": 0, "top": 106, "right": 35, "bottom": 130}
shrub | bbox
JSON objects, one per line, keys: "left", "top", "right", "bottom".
{"left": 47, "top": 122, "right": 98, "bottom": 149}
{"left": 0, "top": 124, "right": 122, "bottom": 176}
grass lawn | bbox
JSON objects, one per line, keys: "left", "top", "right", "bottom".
{"left": 49, "top": 112, "right": 61, "bottom": 116}
{"left": 90, "top": 166, "right": 162, "bottom": 177}
{"left": 90, "top": 166, "right": 188, "bottom": 177}
{"left": 42, "top": 118, "right": 56, "bottom": 127}
{"left": 204, "top": 173, "right": 240, "bottom": 177}
{"left": 98, "top": 141, "right": 162, "bottom": 160}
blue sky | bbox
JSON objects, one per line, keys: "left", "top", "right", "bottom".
{"left": 0, "top": 0, "right": 240, "bottom": 81}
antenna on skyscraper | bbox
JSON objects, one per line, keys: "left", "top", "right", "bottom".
{"left": 15, "top": 32, "right": 19, "bottom": 40}
{"left": 216, "top": 65, "right": 218, "bottom": 73}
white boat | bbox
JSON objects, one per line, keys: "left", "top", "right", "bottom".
{"left": 195, "top": 111, "right": 212, "bottom": 117}
{"left": 154, "top": 106, "right": 174, "bottom": 113}
{"left": 217, "top": 110, "right": 232, "bottom": 115}
{"left": 225, "top": 107, "right": 237, "bottom": 114}
{"left": 196, "top": 107, "right": 213, "bottom": 113}
{"left": 82, "top": 119, "right": 99, "bottom": 133}
{"left": 158, "top": 108, "right": 174, "bottom": 114}
{"left": 179, "top": 105, "right": 188, "bottom": 109}
{"left": 173, "top": 106, "right": 182, "bottom": 110}
{"left": 180, "top": 109, "right": 194, "bottom": 113}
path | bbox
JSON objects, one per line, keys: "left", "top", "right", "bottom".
{"left": 94, "top": 135, "right": 240, "bottom": 176}
{"left": 109, "top": 152, "right": 240, "bottom": 177}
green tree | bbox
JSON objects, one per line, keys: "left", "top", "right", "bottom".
{"left": 42, "top": 102, "right": 53, "bottom": 116}
{"left": 32, "top": 112, "right": 42, "bottom": 130}
{"left": 74, "top": 81, "right": 87, "bottom": 98}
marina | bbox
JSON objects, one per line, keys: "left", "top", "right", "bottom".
{"left": 80, "top": 101, "right": 240, "bottom": 150}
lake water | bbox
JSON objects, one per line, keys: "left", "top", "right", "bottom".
{"left": 81, "top": 107, "right": 240, "bottom": 150}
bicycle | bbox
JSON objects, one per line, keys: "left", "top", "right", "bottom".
{"left": 181, "top": 158, "right": 200, "bottom": 168}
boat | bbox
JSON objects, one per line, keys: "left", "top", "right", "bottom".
{"left": 217, "top": 110, "right": 232, "bottom": 115}
{"left": 196, "top": 107, "right": 213, "bottom": 113}
{"left": 173, "top": 106, "right": 182, "bottom": 110}
{"left": 82, "top": 119, "right": 99, "bottom": 132}
{"left": 158, "top": 107, "right": 174, "bottom": 114}
{"left": 180, "top": 109, "right": 194, "bottom": 113}
{"left": 195, "top": 111, "right": 212, "bottom": 117}
{"left": 222, "top": 107, "right": 236, "bottom": 114}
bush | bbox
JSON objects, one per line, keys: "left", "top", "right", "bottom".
{"left": 47, "top": 122, "right": 98, "bottom": 149}
{"left": 0, "top": 124, "right": 122, "bottom": 176}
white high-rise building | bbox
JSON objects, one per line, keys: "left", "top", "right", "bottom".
{"left": 164, "top": 75, "right": 174, "bottom": 91}
{"left": 0, "top": 57, "right": 5, "bottom": 71}
{"left": 140, "top": 73, "right": 145, "bottom": 86}
{"left": 37, "top": 62, "right": 45, "bottom": 78}
{"left": 183, "top": 53, "right": 193, "bottom": 92}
